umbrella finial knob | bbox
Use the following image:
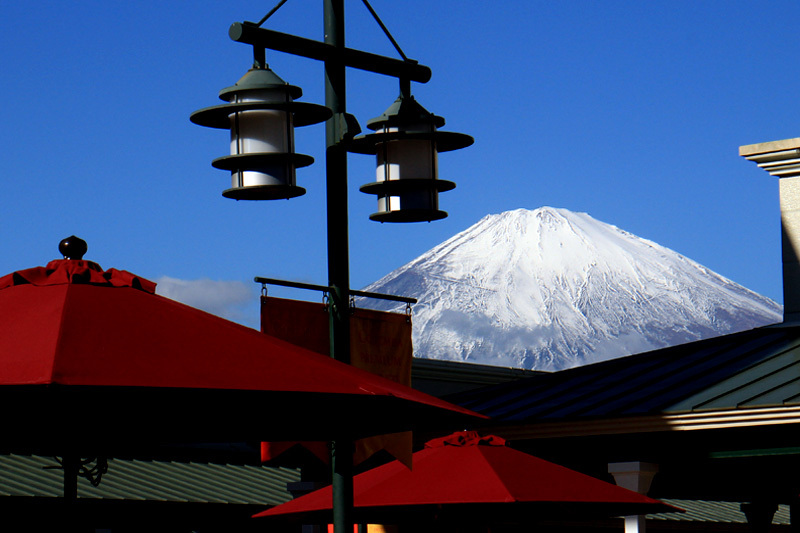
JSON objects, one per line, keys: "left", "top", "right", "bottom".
{"left": 59, "top": 236, "right": 88, "bottom": 260}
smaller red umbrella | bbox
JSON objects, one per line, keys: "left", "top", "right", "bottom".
{"left": 255, "top": 431, "right": 681, "bottom": 525}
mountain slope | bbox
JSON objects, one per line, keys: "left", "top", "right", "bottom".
{"left": 360, "top": 207, "right": 782, "bottom": 370}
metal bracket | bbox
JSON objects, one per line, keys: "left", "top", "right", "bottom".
{"left": 336, "top": 112, "right": 362, "bottom": 144}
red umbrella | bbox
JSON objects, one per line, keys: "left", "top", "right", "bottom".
{"left": 0, "top": 252, "right": 484, "bottom": 456}
{"left": 255, "top": 431, "right": 680, "bottom": 524}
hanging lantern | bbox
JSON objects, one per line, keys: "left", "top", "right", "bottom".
{"left": 191, "top": 61, "right": 331, "bottom": 200}
{"left": 348, "top": 88, "right": 473, "bottom": 222}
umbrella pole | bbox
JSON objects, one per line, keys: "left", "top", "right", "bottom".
{"left": 332, "top": 438, "right": 355, "bottom": 533}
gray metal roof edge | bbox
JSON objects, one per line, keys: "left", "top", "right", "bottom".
{"left": 412, "top": 357, "right": 542, "bottom": 384}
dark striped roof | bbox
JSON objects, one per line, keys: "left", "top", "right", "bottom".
{"left": 658, "top": 500, "right": 789, "bottom": 525}
{"left": 449, "top": 324, "right": 800, "bottom": 422}
{"left": 0, "top": 457, "right": 790, "bottom": 527}
{"left": 0, "top": 454, "right": 298, "bottom": 505}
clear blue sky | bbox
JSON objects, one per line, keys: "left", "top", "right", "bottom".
{"left": 1, "top": 1, "right": 797, "bottom": 327}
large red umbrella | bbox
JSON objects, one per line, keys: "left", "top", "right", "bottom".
{"left": 0, "top": 251, "right": 483, "bottom": 457}
{"left": 255, "top": 431, "right": 680, "bottom": 524}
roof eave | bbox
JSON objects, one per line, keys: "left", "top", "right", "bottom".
{"left": 489, "top": 405, "right": 800, "bottom": 441}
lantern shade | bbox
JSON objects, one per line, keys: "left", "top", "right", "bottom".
{"left": 349, "top": 93, "right": 472, "bottom": 223}
{"left": 191, "top": 66, "right": 331, "bottom": 200}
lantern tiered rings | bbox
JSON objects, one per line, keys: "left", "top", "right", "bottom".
{"left": 348, "top": 91, "right": 473, "bottom": 222}
{"left": 191, "top": 65, "right": 331, "bottom": 200}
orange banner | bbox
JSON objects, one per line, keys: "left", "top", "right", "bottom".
{"left": 260, "top": 296, "right": 413, "bottom": 467}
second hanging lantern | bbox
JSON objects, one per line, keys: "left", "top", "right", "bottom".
{"left": 348, "top": 87, "right": 473, "bottom": 222}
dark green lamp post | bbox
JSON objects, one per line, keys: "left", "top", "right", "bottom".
{"left": 191, "top": 3, "right": 471, "bottom": 533}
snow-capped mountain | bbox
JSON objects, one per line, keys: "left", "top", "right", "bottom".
{"left": 360, "top": 207, "right": 782, "bottom": 371}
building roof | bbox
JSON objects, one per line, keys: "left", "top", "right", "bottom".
{"left": 411, "top": 357, "right": 540, "bottom": 397}
{"left": 658, "top": 500, "right": 789, "bottom": 526}
{"left": 0, "top": 454, "right": 298, "bottom": 505}
{"left": 0, "top": 455, "right": 789, "bottom": 528}
{"left": 449, "top": 323, "right": 800, "bottom": 424}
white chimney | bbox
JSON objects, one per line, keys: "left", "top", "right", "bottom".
{"left": 740, "top": 137, "right": 800, "bottom": 322}
{"left": 608, "top": 462, "right": 659, "bottom": 533}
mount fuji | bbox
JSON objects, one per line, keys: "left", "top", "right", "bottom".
{"left": 360, "top": 207, "right": 782, "bottom": 371}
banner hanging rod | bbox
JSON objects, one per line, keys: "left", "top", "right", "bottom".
{"left": 255, "top": 276, "right": 417, "bottom": 304}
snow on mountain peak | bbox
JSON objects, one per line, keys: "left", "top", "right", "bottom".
{"left": 361, "top": 207, "right": 782, "bottom": 371}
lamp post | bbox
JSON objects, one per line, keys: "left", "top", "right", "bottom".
{"left": 192, "top": 3, "right": 472, "bottom": 533}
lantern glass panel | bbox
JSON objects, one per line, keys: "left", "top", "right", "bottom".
{"left": 376, "top": 139, "right": 436, "bottom": 182}
{"left": 229, "top": 88, "right": 293, "bottom": 156}
{"left": 378, "top": 190, "right": 439, "bottom": 213}
{"left": 228, "top": 88, "right": 295, "bottom": 189}
{"left": 231, "top": 165, "right": 295, "bottom": 189}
